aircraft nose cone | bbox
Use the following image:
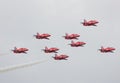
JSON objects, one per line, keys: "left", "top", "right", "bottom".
{"left": 26, "top": 49, "right": 29, "bottom": 51}
{"left": 56, "top": 48, "right": 59, "bottom": 50}
{"left": 66, "top": 56, "right": 69, "bottom": 58}
{"left": 83, "top": 42, "right": 86, "bottom": 44}
{"left": 112, "top": 48, "right": 115, "bottom": 50}
{"left": 76, "top": 34, "right": 80, "bottom": 36}
{"left": 80, "top": 42, "right": 86, "bottom": 45}
{"left": 96, "top": 21, "right": 99, "bottom": 23}
{"left": 48, "top": 34, "right": 51, "bottom": 36}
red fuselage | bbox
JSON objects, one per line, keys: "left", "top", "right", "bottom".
{"left": 82, "top": 20, "right": 99, "bottom": 26}
{"left": 34, "top": 33, "right": 51, "bottom": 40}
{"left": 70, "top": 41, "right": 86, "bottom": 47}
{"left": 53, "top": 54, "right": 69, "bottom": 60}
{"left": 12, "top": 48, "right": 29, "bottom": 54}
{"left": 63, "top": 34, "right": 80, "bottom": 40}
{"left": 99, "top": 47, "right": 115, "bottom": 53}
{"left": 43, "top": 47, "right": 59, "bottom": 53}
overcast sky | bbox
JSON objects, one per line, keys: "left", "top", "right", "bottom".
{"left": 0, "top": 0, "right": 120, "bottom": 83}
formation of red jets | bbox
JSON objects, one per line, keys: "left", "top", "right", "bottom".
{"left": 11, "top": 19, "right": 116, "bottom": 60}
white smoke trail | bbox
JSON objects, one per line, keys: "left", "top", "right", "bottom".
{"left": 0, "top": 59, "right": 48, "bottom": 73}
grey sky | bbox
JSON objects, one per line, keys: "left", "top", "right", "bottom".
{"left": 0, "top": 0, "right": 120, "bottom": 83}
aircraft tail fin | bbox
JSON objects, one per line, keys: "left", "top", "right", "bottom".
{"left": 71, "top": 40, "right": 74, "bottom": 44}
{"left": 101, "top": 46, "right": 104, "bottom": 49}
{"left": 45, "top": 46, "right": 48, "bottom": 50}
{"left": 14, "top": 47, "right": 17, "bottom": 50}
{"left": 37, "top": 32, "right": 39, "bottom": 35}
{"left": 84, "top": 19, "right": 87, "bottom": 22}
{"left": 65, "top": 33, "right": 68, "bottom": 36}
{"left": 55, "top": 54, "right": 57, "bottom": 56}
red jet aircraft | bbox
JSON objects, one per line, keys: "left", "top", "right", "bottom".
{"left": 81, "top": 19, "right": 99, "bottom": 26}
{"left": 53, "top": 54, "right": 69, "bottom": 60}
{"left": 99, "top": 46, "right": 115, "bottom": 53}
{"left": 12, "top": 47, "right": 29, "bottom": 54}
{"left": 42, "top": 46, "right": 59, "bottom": 53}
{"left": 34, "top": 32, "right": 51, "bottom": 40}
{"left": 63, "top": 33, "right": 80, "bottom": 40}
{"left": 69, "top": 40, "right": 86, "bottom": 47}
